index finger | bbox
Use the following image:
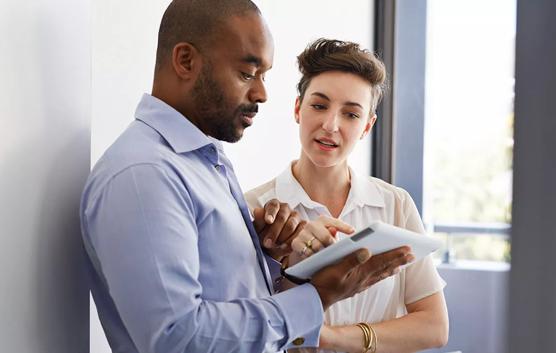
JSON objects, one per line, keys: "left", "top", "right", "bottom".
{"left": 252, "top": 207, "right": 266, "bottom": 233}
{"left": 263, "top": 199, "right": 281, "bottom": 224}
{"left": 317, "top": 216, "right": 355, "bottom": 235}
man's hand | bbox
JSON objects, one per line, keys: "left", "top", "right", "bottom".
{"left": 252, "top": 199, "right": 306, "bottom": 260}
{"left": 311, "top": 247, "right": 414, "bottom": 311}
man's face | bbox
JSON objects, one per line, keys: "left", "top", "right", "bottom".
{"left": 191, "top": 13, "right": 274, "bottom": 143}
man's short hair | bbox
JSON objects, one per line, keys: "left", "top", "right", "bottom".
{"left": 296, "top": 38, "right": 388, "bottom": 114}
{"left": 155, "top": 0, "right": 260, "bottom": 70}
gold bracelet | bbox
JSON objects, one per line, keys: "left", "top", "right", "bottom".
{"left": 368, "top": 323, "right": 377, "bottom": 353}
{"left": 356, "top": 323, "right": 372, "bottom": 352}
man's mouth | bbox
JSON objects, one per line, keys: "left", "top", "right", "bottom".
{"left": 239, "top": 104, "right": 258, "bottom": 128}
{"left": 241, "top": 112, "right": 256, "bottom": 127}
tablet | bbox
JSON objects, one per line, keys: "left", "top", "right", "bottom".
{"left": 285, "top": 221, "right": 442, "bottom": 280}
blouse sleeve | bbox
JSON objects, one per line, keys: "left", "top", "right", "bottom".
{"left": 399, "top": 189, "right": 446, "bottom": 304}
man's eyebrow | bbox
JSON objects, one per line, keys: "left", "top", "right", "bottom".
{"left": 242, "top": 55, "right": 262, "bottom": 67}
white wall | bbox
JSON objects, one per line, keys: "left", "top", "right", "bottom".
{"left": 90, "top": 1, "right": 374, "bottom": 351}
{"left": 226, "top": 0, "right": 374, "bottom": 190}
{"left": 91, "top": 2, "right": 171, "bottom": 351}
{"left": 0, "top": 1, "right": 91, "bottom": 352}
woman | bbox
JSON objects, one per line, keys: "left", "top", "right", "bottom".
{"left": 245, "top": 38, "right": 449, "bottom": 353}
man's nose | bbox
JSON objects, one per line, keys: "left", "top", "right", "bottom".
{"left": 248, "top": 77, "right": 267, "bottom": 104}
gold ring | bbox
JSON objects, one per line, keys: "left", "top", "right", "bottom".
{"left": 301, "top": 245, "right": 310, "bottom": 256}
{"left": 305, "top": 236, "right": 316, "bottom": 249}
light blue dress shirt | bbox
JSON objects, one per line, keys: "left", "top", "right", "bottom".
{"left": 80, "top": 94, "right": 323, "bottom": 353}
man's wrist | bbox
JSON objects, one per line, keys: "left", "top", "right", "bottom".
{"left": 280, "top": 256, "right": 310, "bottom": 285}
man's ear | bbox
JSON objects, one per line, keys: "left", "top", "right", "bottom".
{"left": 294, "top": 97, "right": 301, "bottom": 124}
{"left": 360, "top": 114, "right": 378, "bottom": 139}
{"left": 171, "top": 42, "right": 200, "bottom": 80}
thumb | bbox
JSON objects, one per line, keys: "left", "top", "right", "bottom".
{"left": 334, "top": 248, "right": 371, "bottom": 278}
{"left": 253, "top": 207, "right": 266, "bottom": 233}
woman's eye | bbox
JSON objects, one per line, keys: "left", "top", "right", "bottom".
{"left": 311, "top": 104, "right": 326, "bottom": 110}
{"left": 241, "top": 72, "right": 255, "bottom": 80}
{"left": 346, "top": 112, "right": 360, "bottom": 119}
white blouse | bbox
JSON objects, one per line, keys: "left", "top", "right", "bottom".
{"left": 245, "top": 163, "right": 446, "bottom": 353}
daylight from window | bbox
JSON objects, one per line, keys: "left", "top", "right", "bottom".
{"left": 423, "top": 0, "right": 516, "bottom": 263}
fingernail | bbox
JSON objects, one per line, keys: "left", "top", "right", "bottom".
{"left": 279, "top": 243, "right": 288, "bottom": 250}
{"left": 264, "top": 238, "right": 273, "bottom": 248}
{"left": 357, "top": 249, "right": 370, "bottom": 263}
{"left": 266, "top": 215, "right": 274, "bottom": 223}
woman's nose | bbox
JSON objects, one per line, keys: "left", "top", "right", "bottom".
{"left": 321, "top": 112, "right": 340, "bottom": 133}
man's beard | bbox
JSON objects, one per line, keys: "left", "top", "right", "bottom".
{"left": 191, "top": 63, "right": 258, "bottom": 143}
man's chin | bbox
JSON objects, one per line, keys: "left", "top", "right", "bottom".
{"left": 229, "top": 129, "right": 245, "bottom": 143}
{"left": 217, "top": 128, "right": 244, "bottom": 143}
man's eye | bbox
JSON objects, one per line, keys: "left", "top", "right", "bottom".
{"left": 241, "top": 72, "right": 255, "bottom": 80}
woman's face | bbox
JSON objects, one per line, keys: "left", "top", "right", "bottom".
{"left": 295, "top": 71, "right": 376, "bottom": 168}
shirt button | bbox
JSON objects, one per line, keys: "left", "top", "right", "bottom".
{"left": 292, "top": 337, "right": 305, "bottom": 346}
{"left": 214, "top": 165, "right": 221, "bottom": 171}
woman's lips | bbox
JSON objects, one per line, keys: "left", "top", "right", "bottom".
{"left": 315, "top": 138, "right": 338, "bottom": 151}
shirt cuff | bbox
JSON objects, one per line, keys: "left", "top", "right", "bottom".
{"left": 271, "top": 283, "right": 324, "bottom": 349}
{"left": 265, "top": 254, "right": 283, "bottom": 291}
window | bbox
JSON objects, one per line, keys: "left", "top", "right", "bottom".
{"left": 423, "top": 0, "right": 516, "bottom": 263}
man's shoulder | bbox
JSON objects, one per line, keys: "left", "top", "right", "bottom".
{"left": 83, "top": 121, "right": 184, "bottom": 202}
{"left": 96, "top": 120, "right": 179, "bottom": 173}
{"left": 244, "top": 179, "right": 277, "bottom": 210}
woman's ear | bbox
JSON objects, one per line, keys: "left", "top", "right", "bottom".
{"left": 360, "top": 114, "right": 378, "bottom": 139}
{"left": 294, "top": 97, "right": 301, "bottom": 124}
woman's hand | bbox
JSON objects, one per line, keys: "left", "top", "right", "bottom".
{"left": 288, "top": 215, "right": 355, "bottom": 266}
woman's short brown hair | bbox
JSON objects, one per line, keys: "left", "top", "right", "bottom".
{"left": 296, "top": 38, "right": 387, "bottom": 114}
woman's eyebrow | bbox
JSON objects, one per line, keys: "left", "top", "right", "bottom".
{"left": 344, "top": 101, "right": 363, "bottom": 109}
{"left": 311, "top": 92, "right": 363, "bottom": 109}
{"left": 311, "top": 92, "right": 330, "bottom": 101}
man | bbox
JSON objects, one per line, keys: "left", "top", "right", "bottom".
{"left": 80, "top": 1, "right": 413, "bottom": 352}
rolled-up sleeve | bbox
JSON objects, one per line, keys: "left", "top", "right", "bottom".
{"left": 83, "top": 163, "right": 323, "bottom": 353}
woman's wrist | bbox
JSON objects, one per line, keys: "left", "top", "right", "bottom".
{"left": 318, "top": 325, "right": 337, "bottom": 349}
{"left": 321, "top": 324, "right": 368, "bottom": 353}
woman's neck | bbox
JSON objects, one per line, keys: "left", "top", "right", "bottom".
{"left": 292, "top": 153, "right": 351, "bottom": 218}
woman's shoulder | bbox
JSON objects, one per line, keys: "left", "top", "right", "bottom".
{"left": 359, "top": 174, "right": 422, "bottom": 230}
{"left": 244, "top": 178, "right": 278, "bottom": 210}
{"left": 360, "top": 174, "right": 413, "bottom": 204}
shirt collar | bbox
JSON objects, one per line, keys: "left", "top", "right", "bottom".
{"left": 134, "top": 93, "right": 223, "bottom": 153}
{"left": 274, "top": 162, "right": 325, "bottom": 210}
{"left": 273, "top": 161, "right": 385, "bottom": 211}
{"left": 348, "top": 168, "right": 386, "bottom": 208}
